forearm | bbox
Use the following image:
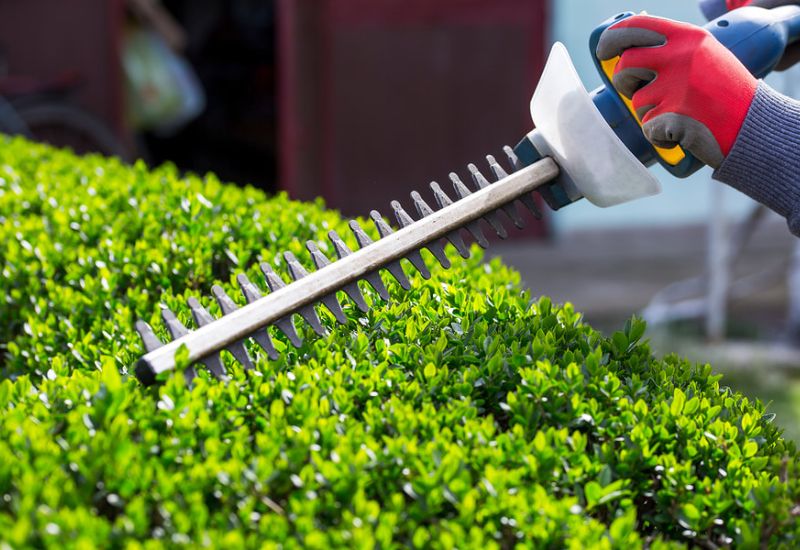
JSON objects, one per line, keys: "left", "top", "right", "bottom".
{"left": 713, "top": 82, "right": 800, "bottom": 235}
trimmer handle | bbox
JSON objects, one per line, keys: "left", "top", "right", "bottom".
{"left": 589, "top": 5, "right": 800, "bottom": 178}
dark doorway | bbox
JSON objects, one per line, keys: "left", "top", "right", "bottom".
{"left": 145, "top": 0, "right": 278, "bottom": 192}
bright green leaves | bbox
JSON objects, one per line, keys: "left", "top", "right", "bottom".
{"left": 743, "top": 440, "right": 759, "bottom": 458}
{"left": 671, "top": 388, "right": 687, "bottom": 416}
{"left": 0, "top": 138, "right": 798, "bottom": 548}
{"left": 609, "top": 509, "right": 639, "bottom": 547}
{"left": 683, "top": 396, "right": 700, "bottom": 416}
{"left": 584, "top": 479, "right": 629, "bottom": 509}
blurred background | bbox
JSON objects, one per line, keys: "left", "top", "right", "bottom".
{"left": 1, "top": 0, "right": 798, "bottom": 440}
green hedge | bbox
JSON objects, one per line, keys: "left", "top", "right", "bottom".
{"left": 1, "top": 137, "right": 798, "bottom": 548}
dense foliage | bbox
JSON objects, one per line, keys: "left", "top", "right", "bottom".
{"left": 1, "top": 137, "right": 798, "bottom": 548}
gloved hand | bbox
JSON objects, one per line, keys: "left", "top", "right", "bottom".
{"left": 596, "top": 15, "right": 758, "bottom": 168}
{"left": 699, "top": 0, "right": 800, "bottom": 69}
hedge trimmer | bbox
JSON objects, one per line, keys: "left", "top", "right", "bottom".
{"left": 135, "top": 6, "right": 800, "bottom": 384}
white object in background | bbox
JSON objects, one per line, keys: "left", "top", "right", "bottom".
{"left": 122, "top": 28, "right": 206, "bottom": 136}
{"left": 706, "top": 180, "right": 730, "bottom": 342}
{"left": 528, "top": 42, "right": 661, "bottom": 208}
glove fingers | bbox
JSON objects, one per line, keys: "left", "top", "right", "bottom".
{"left": 628, "top": 79, "right": 664, "bottom": 120}
{"left": 612, "top": 67, "right": 657, "bottom": 100}
{"left": 642, "top": 113, "right": 725, "bottom": 168}
{"left": 595, "top": 26, "right": 666, "bottom": 61}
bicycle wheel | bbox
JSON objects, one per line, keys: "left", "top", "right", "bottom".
{"left": 0, "top": 95, "right": 33, "bottom": 137}
{"left": 14, "top": 101, "right": 131, "bottom": 160}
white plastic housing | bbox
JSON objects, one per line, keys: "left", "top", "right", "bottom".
{"left": 529, "top": 42, "right": 661, "bottom": 207}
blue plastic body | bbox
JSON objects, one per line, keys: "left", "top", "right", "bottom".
{"left": 588, "top": 6, "right": 800, "bottom": 178}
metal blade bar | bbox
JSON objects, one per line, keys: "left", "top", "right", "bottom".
{"left": 136, "top": 158, "right": 558, "bottom": 382}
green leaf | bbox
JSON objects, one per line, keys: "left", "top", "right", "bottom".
{"left": 611, "top": 331, "right": 628, "bottom": 356}
{"left": 585, "top": 481, "right": 602, "bottom": 506}
{"left": 742, "top": 412, "right": 754, "bottom": 435}
{"left": 683, "top": 503, "right": 701, "bottom": 522}
{"left": 671, "top": 388, "right": 686, "bottom": 416}
{"left": 609, "top": 509, "right": 637, "bottom": 542}
{"left": 624, "top": 316, "right": 647, "bottom": 345}
{"left": 683, "top": 396, "right": 699, "bottom": 416}
{"left": 423, "top": 363, "right": 437, "bottom": 380}
{"left": 101, "top": 357, "right": 122, "bottom": 391}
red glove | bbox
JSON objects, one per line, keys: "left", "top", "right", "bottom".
{"left": 596, "top": 15, "right": 758, "bottom": 168}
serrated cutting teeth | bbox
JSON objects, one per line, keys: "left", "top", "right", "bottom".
{"left": 504, "top": 146, "right": 542, "bottom": 220}
{"left": 392, "top": 199, "right": 451, "bottom": 268}
{"left": 467, "top": 164, "right": 509, "bottom": 239}
{"left": 253, "top": 267, "right": 304, "bottom": 347}
{"left": 282, "top": 252, "right": 328, "bottom": 337}
{"left": 134, "top": 150, "right": 560, "bottom": 385}
{"left": 158, "top": 307, "right": 198, "bottom": 383}
{"left": 447, "top": 172, "right": 490, "bottom": 249}
{"left": 350, "top": 220, "right": 411, "bottom": 290}
{"left": 487, "top": 155, "right": 525, "bottom": 229}
{"left": 187, "top": 297, "right": 242, "bottom": 375}
{"left": 135, "top": 320, "right": 163, "bottom": 354}
{"left": 327, "top": 230, "right": 374, "bottom": 308}
{"left": 370, "top": 210, "right": 431, "bottom": 279}
{"left": 430, "top": 185, "right": 472, "bottom": 258}
{"left": 412, "top": 191, "right": 470, "bottom": 259}
{"left": 212, "top": 284, "right": 278, "bottom": 360}
{"left": 431, "top": 181, "right": 489, "bottom": 249}
{"left": 305, "top": 241, "right": 349, "bottom": 323}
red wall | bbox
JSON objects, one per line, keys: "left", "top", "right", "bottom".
{"left": 0, "top": 0, "right": 126, "bottom": 137}
{"left": 278, "top": 0, "right": 549, "bottom": 237}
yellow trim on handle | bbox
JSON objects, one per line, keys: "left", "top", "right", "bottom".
{"left": 600, "top": 56, "right": 686, "bottom": 166}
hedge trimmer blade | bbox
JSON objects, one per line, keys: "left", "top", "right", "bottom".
{"left": 134, "top": 150, "right": 559, "bottom": 385}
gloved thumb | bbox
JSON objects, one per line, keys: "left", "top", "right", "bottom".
{"left": 642, "top": 113, "right": 726, "bottom": 168}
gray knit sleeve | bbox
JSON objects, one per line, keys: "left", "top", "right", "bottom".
{"left": 714, "top": 82, "right": 800, "bottom": 236}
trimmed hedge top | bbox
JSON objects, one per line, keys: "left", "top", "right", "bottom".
{"left": 0, "top": 137, "right": 799, "bottom": 548}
